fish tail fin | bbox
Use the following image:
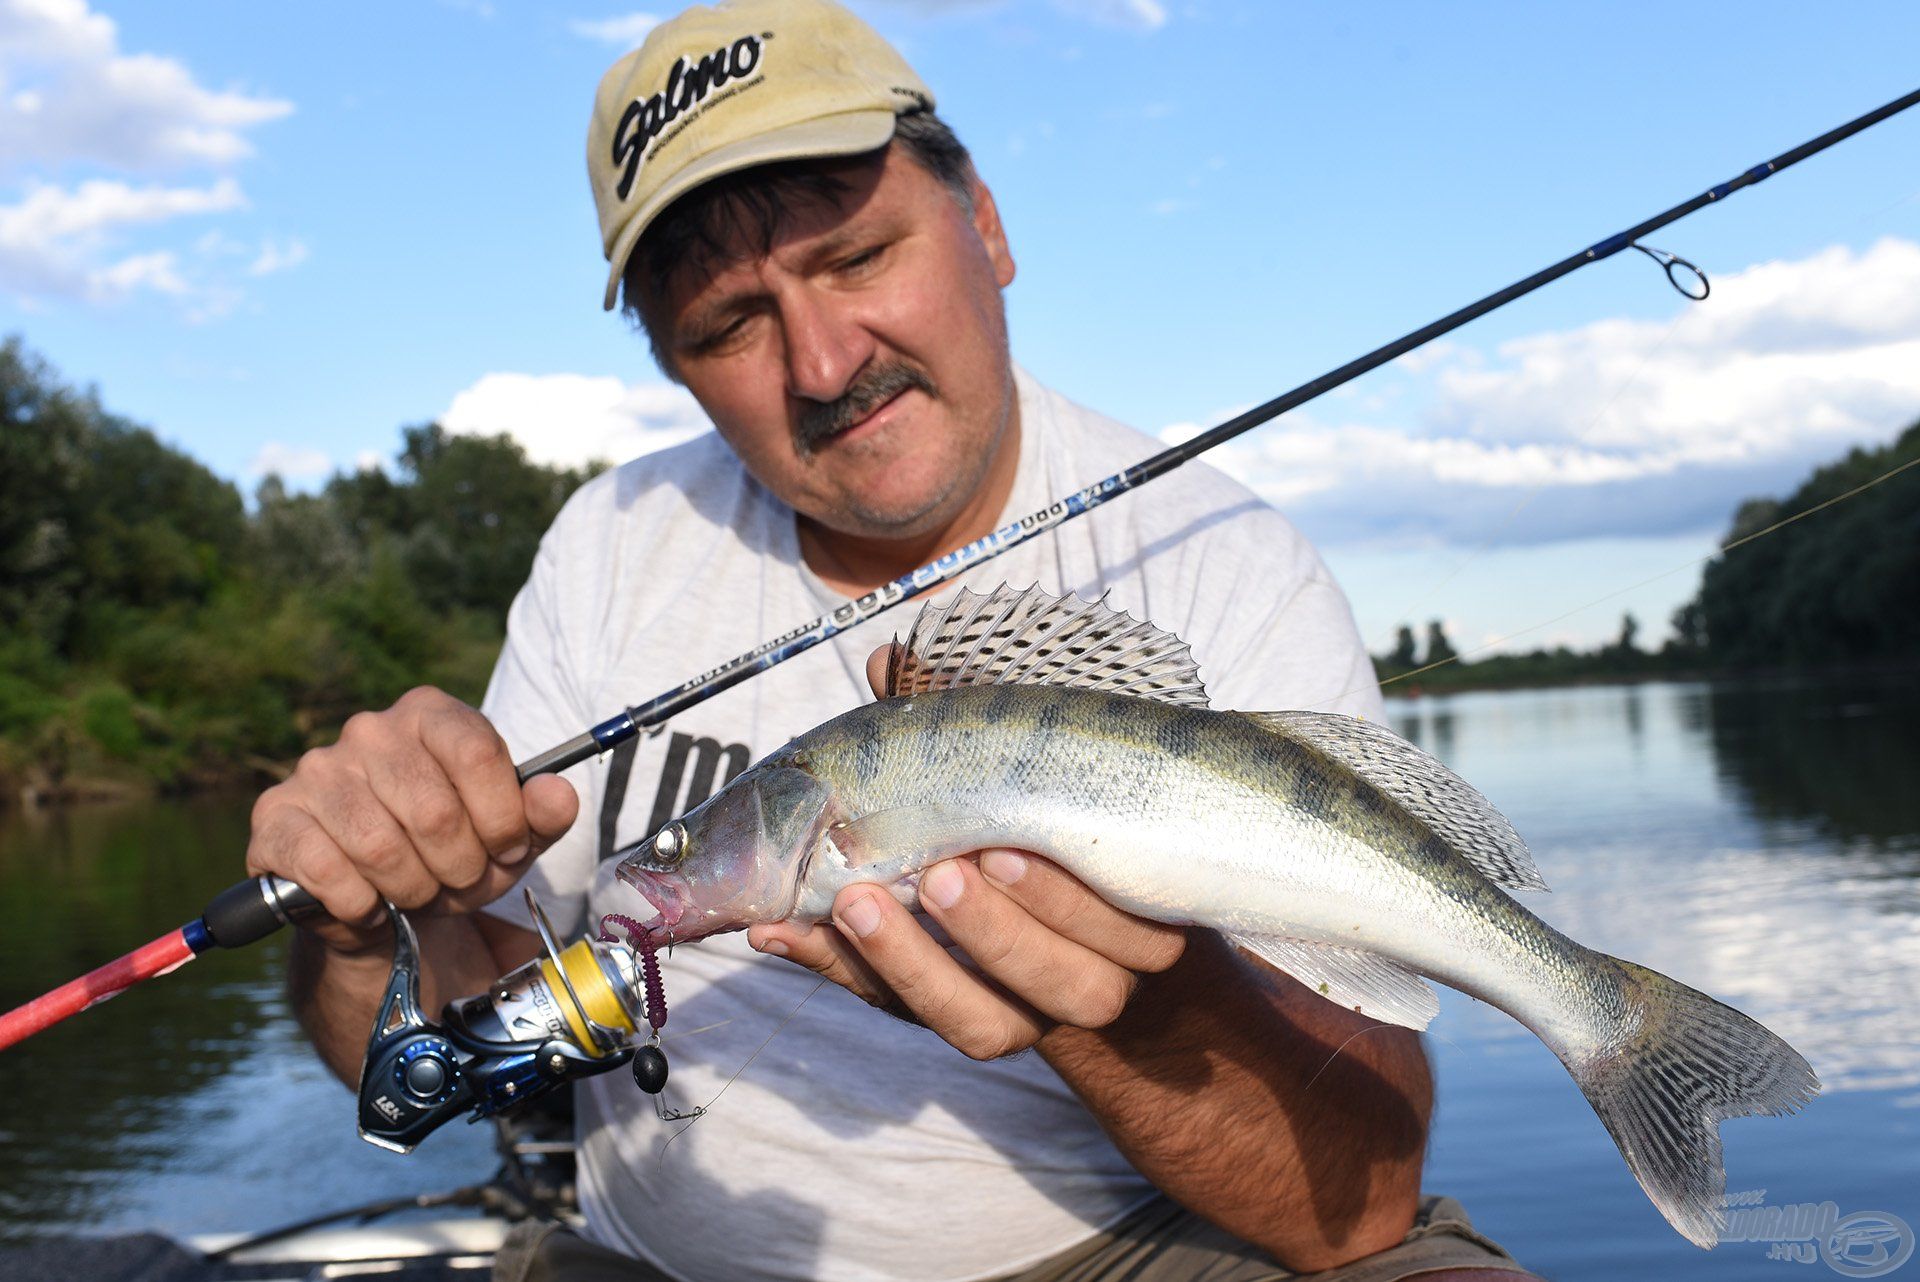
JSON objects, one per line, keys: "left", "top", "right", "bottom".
{"left": 1565, "top": 955, "right": 1820, "bottom": 1248}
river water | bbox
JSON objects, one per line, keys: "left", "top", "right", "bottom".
{"left": 1, "top": 676, "right": 1916, "bottom": 1279}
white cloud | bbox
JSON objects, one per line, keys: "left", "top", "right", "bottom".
{"left": 568, "top": 12, "right": 660, "bottom": 45}
{"left": 0, "top": 0, "right": 291, "bottom": 174}
{"left": 1049, "top": 0, "right": 1167, "bottom": 30}
{"left": 248, "top": 236, "right": 308, "bottom": 276}
{"left": 1168, "top": 238, "right": 1920, "bottom": 549}
{"left": 248, "top": 441, "right": 334, "bottom": 481}
{"left": 0, "top": 175, "right": 243, "bottom": 242}
{"left": 0, "top": 176, "right": 246, "bottom": 299}
{"left": 0, "top": 0, "right": 293, "bottom": 312}
{"left": 863, "top": 0, "right": 1165, "bottom": 28}
{"left": 440, "top": 372, "right": 711, "bottom": 469}
{"left": 91, "top": 249, "right": 185, "bottom": 297}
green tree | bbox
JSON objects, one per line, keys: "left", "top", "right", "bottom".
{"left": 1686, "top": 420, "right": 1920, "bottom": 667}
{"left": 1387, "top": 625, "right": 1418, "bottom": 668}
{"left": 0, "top": 337, "right": 609, "bottom": 799}
{"left": 1422, "top": 620, "right": 1457, "bottom": 667}
{"left": 1668, "top": 601, "right": 1706, "bottom": 655}
{"left": 2, "top": 339, "right": 91, "bottom": 646}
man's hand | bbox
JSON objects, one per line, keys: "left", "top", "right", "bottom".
{"left": 744, "top": 643, "right": 1183, "bottom": 1058}
{"left": 246, "top": 686, "right": 578, "bottom": 955}
{"left": 748, "top": 849, "right": 1186, "bottom": 1058}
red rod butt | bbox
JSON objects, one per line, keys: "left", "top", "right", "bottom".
{"left": 0, "top": 927, "right": 197, "bottom": 1052}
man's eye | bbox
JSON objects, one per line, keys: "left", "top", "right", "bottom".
{"left": 690, "top": 317, "right": 749, "bottom": 353}
{"left": 838, "top": 246, "right": 885, "bottom": 274}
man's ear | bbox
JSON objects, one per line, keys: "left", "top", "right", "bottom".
{"left": 968, "top": 176, "right": 1016, "bottom": 289}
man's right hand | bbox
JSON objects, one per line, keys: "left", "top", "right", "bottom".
{"left": 245, "top": 687, "right": 579, "bottom": 955}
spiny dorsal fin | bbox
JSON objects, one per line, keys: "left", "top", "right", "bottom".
{"left": 885, "top": 585, "right": 1209, "bottom": 707}
{"left": 1244, "top": 711, "right": 1549, "bottom": 893}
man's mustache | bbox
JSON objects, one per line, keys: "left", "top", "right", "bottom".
{"left": 794, "top": 362, "right": 937, "bottom": 456}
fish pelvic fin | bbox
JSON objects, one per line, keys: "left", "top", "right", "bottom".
{"left": 886, "top": 584, "right": 1210, "bottom": 707}
{"left": 1243, "top": 711, "right": 1548, "bottom": 893}
{"left": 1569, "top": 955, "right": 1820, "bottom": 1248}
{"left": 1230, "top": 932, "right": 1438, "bottom": 1030}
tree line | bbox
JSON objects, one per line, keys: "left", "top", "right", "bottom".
{"left": 1373, "top": 417, "right": 1920, "bottom": 691}
{"left": 0, "top": 337, "right": 599, "bottom": 802}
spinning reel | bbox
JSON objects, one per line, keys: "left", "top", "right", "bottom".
{"left": 356, "top": 891, "right": 675, "bottom": 1153}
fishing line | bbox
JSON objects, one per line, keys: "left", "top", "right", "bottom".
{"left": 1300, "top": 1020, "right": 1465, "bottom": 1095}
{"left": 660, "top": 977, "right": 829, "bottom": 1154}
{"left": 1354, "top": 452, "right": 1920, "bottom": 699}
{"left": 660, "top": 1018, "right": 736, "bottom": 1043}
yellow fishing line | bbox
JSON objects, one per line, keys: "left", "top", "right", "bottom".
{"left": 1361, "top": 452, "right": 1920, "bottom": 698}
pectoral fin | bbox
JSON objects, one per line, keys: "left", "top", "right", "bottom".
{"left": 1229, "top": 932, "right": 1438, "bottom": 1030}
{"left": 828, "top": 806, "right": 994, "bottom": 868}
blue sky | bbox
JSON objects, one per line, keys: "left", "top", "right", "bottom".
{"left": 4, "top": 0, "right": 1918, "bottom": 657}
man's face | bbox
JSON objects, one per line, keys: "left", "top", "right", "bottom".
{"left": 648, "top": 145, "right": 1018, "bottom": 540}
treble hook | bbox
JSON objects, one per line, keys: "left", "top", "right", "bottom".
{"left": 1632, "top": 243, "right": 1710, "bottom": 300}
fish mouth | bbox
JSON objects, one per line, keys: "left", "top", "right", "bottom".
{"left": 615, "top": 867, "right": 686, "bottom": 934}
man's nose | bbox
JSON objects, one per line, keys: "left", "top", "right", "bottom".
{"left": 779, "top": 289, "right": 876, "bottom": 404}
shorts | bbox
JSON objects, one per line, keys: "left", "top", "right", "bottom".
{"left": 492, "top": 1193, "right": 1533, "bottom": 1282}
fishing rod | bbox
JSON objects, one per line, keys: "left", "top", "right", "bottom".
{"left": 2, "top": 83, "right": 1916, "bottom": 1058}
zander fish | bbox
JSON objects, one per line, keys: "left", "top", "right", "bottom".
{"left": 616, "top": 584, "right": 1818, "bottom": 1247}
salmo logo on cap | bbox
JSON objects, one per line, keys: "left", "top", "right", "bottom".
{"left": 586, "top": 0, "right": 935, "bottom": 310}
{"left": 610, "top": 31, "right": 769, "bottom": 202}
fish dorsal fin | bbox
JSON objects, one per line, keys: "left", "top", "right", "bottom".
{"left": 1244, "top": 711, "right": 1548, "bottom": 893}
{"left": 884, "top": 585, "right": 1209, "bottom": 707}
{"left": 1229, "top": 932, "right": 1438, "bottom": 1030}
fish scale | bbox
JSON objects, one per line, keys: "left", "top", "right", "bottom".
{"left": 618, "top": 584, "right": 1818, "bottom": 1250}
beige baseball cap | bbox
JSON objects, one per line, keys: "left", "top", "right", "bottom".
{"left": 587, "top": 0, "right": 934, "bottom": 310}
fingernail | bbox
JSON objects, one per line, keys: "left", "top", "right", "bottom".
{"left": 841, "top": 893, "right": 883, "bottom": 938}
{"left": 495, "top": 843, "right": 531, "bottom": 866}
{"left": 924, "top": 861, "right": 965, "bottom": 910}
{"left": 755, "top": 938, "right": 790, "bottom": 957}
{"left": 982, "top": 850, "right": 1028, "bottom": 885}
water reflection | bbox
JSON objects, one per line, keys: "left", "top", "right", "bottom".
{"left": 0, "top": 798, "right": 491, "bottom": 1244}
{"left": 1704, "top": 673, "right": 1920, "bottom": 845}
{"left": 1387, "top": 677, "right": 1920, "bottom": 1097}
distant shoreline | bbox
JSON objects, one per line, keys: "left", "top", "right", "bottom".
{"left": 9, "top": 663, "right": 1918, "bottom": 812}
{"left": 1381, "top": 657, "right": 1920, "bottom": 700}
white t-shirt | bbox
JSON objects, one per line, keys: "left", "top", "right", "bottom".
{"left": 480, "top": 366, "right": 1384, "bottom": 1282}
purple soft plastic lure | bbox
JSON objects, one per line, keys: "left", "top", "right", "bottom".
{"left": 598, "top": 913, "right": 667, "bottom": 1033}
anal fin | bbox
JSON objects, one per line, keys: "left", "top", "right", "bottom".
{"left": 1230, "top": 932, "right": 1438, "bottom": 1030}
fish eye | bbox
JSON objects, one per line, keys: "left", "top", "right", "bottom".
{"left": 653, "top": 822, "right": 688, "bottom": 864}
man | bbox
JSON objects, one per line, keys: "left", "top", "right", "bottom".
{"left": 249, "top": 3, "right": 1534, "bottom": 1279}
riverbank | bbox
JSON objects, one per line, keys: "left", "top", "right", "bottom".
{"left": 4, "top": 757, "right": 289, "bottom": 811}
{"left": 12, "top": 660, "right": 1919, "bottom": 812}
